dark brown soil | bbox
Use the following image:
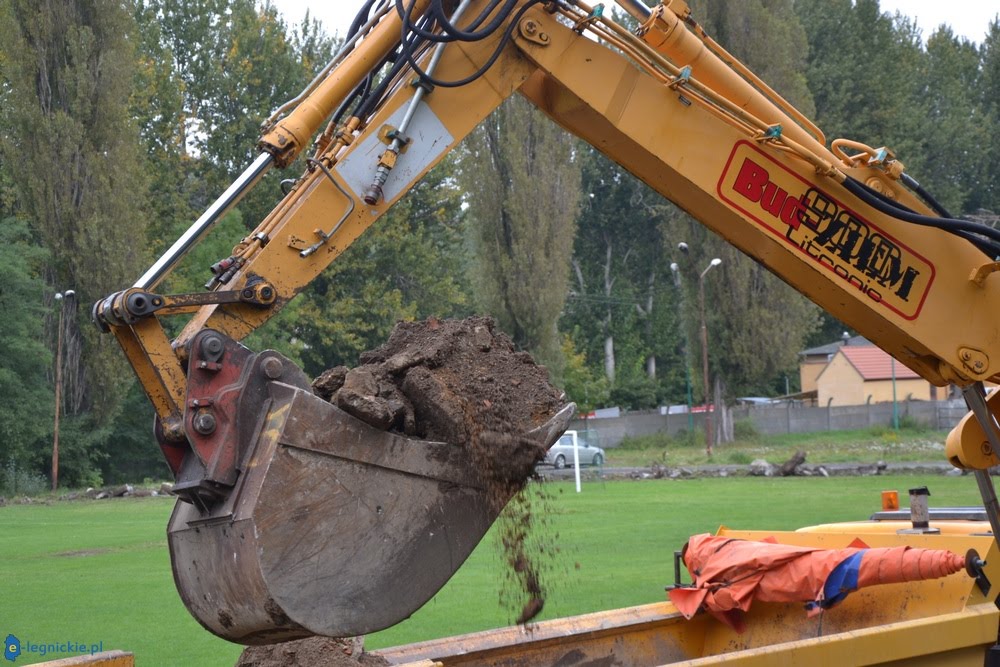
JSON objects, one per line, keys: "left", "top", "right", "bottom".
{"left": 312, "top": 316, "right": 565, "bottom": 482}
{"left": 312, "top": 316, "right": 567, "bottom": 625}
{"left": 235, "top": 637, "right": 388, "bottom": 667}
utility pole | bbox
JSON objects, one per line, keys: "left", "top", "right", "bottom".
{"left": 53, "top": 289, "right": 75, "bottom": 491}
{"left": 698, "top": 259, "right": 722, "bottom": 457}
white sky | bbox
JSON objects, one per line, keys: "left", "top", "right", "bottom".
{"left": 270, "top": 1, "right": 998, "bottom": 44}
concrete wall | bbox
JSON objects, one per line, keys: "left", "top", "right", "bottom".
{"left": 570, "top": 399, "right": 967, "bottom": 448}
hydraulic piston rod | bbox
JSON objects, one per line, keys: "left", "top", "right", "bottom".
{"left": 134, "top": 153, "right": 273, "bottom": 290}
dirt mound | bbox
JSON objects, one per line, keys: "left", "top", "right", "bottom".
{"left": 313, "top": 316, "right": 568, "bottom": 624}
{"left": 312, "top": 316, "right": 565, "bottom": 483}
{"left": 235, "top": 637, "right": 387, "bottom": 667}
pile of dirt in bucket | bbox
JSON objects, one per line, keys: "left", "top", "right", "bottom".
{"left": 313, "top": 316, "right": 568, "bottom": 624}
{"left": 235, "top": 636, "right": 387, "bottom": 667}
{"left": 312, "top": 315, "right": 566, "bottom": 484}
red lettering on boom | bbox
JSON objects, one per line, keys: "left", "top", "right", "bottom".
{"left": 733, "top": 158, "right": 768, "bottom": 203}
{"left": 734, "top": 157, "right": 805, "bottom": 230}
{"left": 760, "top": 183, "right": 787, "bottom": 216}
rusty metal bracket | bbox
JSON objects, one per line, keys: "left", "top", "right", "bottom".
{"left": 92, "top": 279, "right": 278, "bottom": 331}
{"left": 168, "top": 330, "right": 311, "bottom": 512}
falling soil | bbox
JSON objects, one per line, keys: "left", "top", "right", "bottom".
{"left": 235, "top": 637, "right": 388, "bottom": 667}
{"left": 313, "top": 316, "right": 567, "bottom": 625}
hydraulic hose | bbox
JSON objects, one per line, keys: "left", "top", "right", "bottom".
{"left": 842, "top": 177, "right": 1000, "bottom": 258}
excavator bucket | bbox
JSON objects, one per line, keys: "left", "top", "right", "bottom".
{"left": 165, "top": 335, "right": 574, "bottom": 644}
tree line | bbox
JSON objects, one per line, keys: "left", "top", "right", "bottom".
{"left": 0, "top": 0, "right": 998, "bottom": 486}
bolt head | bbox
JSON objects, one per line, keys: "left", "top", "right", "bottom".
{"left": 193, "top": 412, "right": 217, "bottom": 436}
{"left": 261, "top": 357, "right": 283, "bottom": 380}
{"left": 202, "top": 335, "right": 224, "bottom": 356}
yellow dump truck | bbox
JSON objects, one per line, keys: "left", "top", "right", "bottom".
{"left": 375, "top": 501, "right": 1000, "bottom": 666}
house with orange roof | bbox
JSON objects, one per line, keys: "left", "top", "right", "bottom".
{"left": 799, "top": 335, "right": 871, "bottom": 394}
{"left": 816, "top": 345, "right": 939, "bottom": 407}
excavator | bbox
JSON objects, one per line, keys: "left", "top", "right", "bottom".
{"left": 91, "top": 0, "right": 1000, "bottom": 663}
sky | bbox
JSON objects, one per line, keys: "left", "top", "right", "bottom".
{"left": 270, "top": 1, "right": 999, "bottom": 45}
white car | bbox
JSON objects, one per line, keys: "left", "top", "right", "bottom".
{"left": 543, "top": 430, "right": 605, "bottom": 469}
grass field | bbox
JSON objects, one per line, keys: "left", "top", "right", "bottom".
{"left": 0, "top": 475, "right": 985, "bottom": 665}
{"left": 607, "top": 426, "right": 951, "bottom": 467}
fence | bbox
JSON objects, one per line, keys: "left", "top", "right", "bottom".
{"left": 569, "top": 399, "right": 970, "bottom": 449}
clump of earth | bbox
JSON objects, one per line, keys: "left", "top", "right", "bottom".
{"left": 235, "top": 636, "right": 387, "bottom": 667}
{"left": 312, "top": 315, "right": 566, "bottom": 484}
{"left": 313, "top": 316, "right": 567, "bottom": 624}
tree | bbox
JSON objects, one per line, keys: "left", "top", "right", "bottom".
{"left": 795, "top": 0, "right": 925, "bottom": 163}
{"left": 914, "top": 28, "right": 988, "bottom": 215}
{"left": 460, "top": 95, "right": 582, "bottom": 375}
{"left": 0, "top": 0, "right": 150, "bottom": 485}
{"left": 564, "top": 147, "right": 684, "bottom": 406}
{"left": 980, "top": 18, "right": 1000, "bottom": 215}
{"left": 134, "top": 0, "right": 337, "bottom": 294}
{"left": 559, "top": 334, "right": 610, "bottom": 413}
{"left": 0, "top": 221, "right": 53, "bottom": 469}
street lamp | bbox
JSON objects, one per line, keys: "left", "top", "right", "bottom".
{"left": 891, "top": 356, "right": 899, "bottom": 430}
{"left": 699, "top": 259, "right": 722, "bottom": 456}
{"left": 53, "top": 289, "right": 75, "bottom": 491}
{"left": 669, "top": 261, "right": 694, "bottom": 430}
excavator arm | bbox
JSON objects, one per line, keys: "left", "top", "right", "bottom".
{"left": 93, "top": 0, "right": 1000, "bottom": 643}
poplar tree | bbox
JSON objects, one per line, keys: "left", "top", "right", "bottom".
{"left": 460, "top": 95, "right": 582, "bottom": 375}
{"left": 0, "top": 0, "right": 149, "bottom": 484}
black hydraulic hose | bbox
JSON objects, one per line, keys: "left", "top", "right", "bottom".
{"left": 347, "top": 0, "right": 380, "bottom": 40}
{"left": 396, "top": 0, "right": 513, "bottom": 43}
{"left": 432, "top": 0, "right": 516, "bottom": 41}
{"left": 400, "top": 0, "right": 543, "bottom": 88}
{"left": 900, "top": 172, "right": 953, "bottom": 219}
{"left": 352, "top": 17, "right": 432, "bottom": 121}
{"left": 354, "top": 50, "right": 413, "bottom": 119}
{"left": 842, "top": 177, "right": 1000, "bottom": 257}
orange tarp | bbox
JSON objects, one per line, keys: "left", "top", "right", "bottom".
{"left": 669, "top": 533, "right": 965, "bottom": 632}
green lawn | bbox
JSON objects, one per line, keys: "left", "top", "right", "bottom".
{"left": 607, "top": 427, "right": 952, "bottom": 467}
{"left": 0, "top": 476, "right": 985, "bottom": 665}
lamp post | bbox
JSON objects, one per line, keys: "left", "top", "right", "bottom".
{"left": 670, "top": 261, "right": 694, "bottom": 430}
{"left": 699, "top": 259, "right": 722, "bottom": 457}
{"left": 53, "top": 289, "right": 75, "bottom": 491}
{"left": 891, "top": 356, "right": 899, "bottom": 430}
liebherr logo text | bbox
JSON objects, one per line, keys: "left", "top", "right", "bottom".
{"left": 717, "top": 142, "right": 933, "bottom": 320}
